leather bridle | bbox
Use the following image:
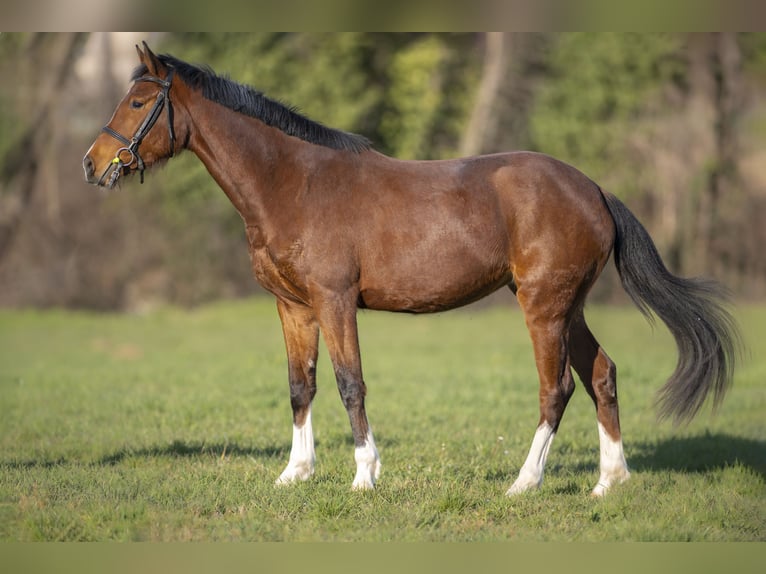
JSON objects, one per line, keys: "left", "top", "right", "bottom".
{"left": 97, "top": 68, "right": 176, "bottom": 188}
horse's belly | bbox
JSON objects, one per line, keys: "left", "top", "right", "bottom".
{"left": 358, "top": 255, "right": 512, "bottom": 313}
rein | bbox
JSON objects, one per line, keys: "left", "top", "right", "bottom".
{"left": 98, "top": 68, "right": 176, "bottom": 188}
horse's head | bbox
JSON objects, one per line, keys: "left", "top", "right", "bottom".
{"left": 83, "top": 42, "right": 177, "bottom": 188}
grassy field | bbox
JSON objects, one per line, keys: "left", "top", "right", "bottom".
{"left": 0, "top": 297, "right": 763, "bottom": 541}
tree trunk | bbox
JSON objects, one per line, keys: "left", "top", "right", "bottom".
{"left": 460, "top": 33, "right": 508, "bottom": 157}
{"left": 685, "top": 33, "right": 743, "bottom": 279}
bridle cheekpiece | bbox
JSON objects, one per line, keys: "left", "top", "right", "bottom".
{"left": 98, "top": 68, "right": 176, "bottom": 188}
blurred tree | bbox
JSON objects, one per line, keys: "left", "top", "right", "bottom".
{"left": 460, "top": 33, "right": 549, "bottom": 156}
{"left": 460, "top": 33, "right": 508, "bottom": 157}
{"left": 0, "top": 33, "right": 87, "bottom": 262}
{"left": 529, "top": 33, "right": 685, "bottom": 198}
{"left": 378, "top": 33, "right": 477, "bottom": 159}
{"left": 683, "top": 33, "right": 744, "bottom": 278}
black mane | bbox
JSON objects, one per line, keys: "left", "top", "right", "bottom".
{"left": 132, "top": 55, "right": 371, "bottom": 153}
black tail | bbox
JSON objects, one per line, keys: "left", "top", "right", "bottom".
{"left": 602, "top": 191, "right": 741, "bottom": 424}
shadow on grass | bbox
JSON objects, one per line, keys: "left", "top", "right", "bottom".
{"left": 483, "top": 432, "right": 766, "bottom": 486}
{"left": 628, "top": 432, "right": 766, "bottom": 480}
{"left": 0, "top": 458, "right": 69, "bottom": 470}
{"left": 97, "top": 434, "right": 404, "bottom": 465}
{"left": 3, "top": 435, "right": 404, "bottom": 470}
{"left": 96, "top": 440, "right": 289, "bottom": 465}
{"left": 1, "top": 441, "right": 290, "bottom": 469}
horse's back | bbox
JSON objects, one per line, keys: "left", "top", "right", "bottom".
{"left": 463, "top": 151, "right": 612, "bottom": 235}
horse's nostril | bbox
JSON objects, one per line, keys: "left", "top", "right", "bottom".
{"left": 83, "top": 155, "right": 95, "bottom": 180}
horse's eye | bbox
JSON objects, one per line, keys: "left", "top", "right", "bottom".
{"left": 131, "top": 100, "right": 145, "bottom": 109}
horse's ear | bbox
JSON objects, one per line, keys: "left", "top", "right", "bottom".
{"left": 137, "top": 41, "right": 164, "bottom": 76}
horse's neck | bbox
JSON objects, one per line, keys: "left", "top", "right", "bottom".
{"left": 185, "top": 98, "right": 303, "bottom": 225}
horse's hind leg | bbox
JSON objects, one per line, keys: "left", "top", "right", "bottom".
{"left": 507, "top": 286, "right": 577, "bottom": 495}
{"left": 568, "top": 312, "right": 630, "bottom": 496}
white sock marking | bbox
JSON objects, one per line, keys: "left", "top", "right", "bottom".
{"left": 506, "top": 422, "right": 556, "bottom": 496}
{"left": 275, "top": 407, "right": 315, "bottom": 485}
{"left": 591, "top": 422, "right": 630, "bottom": 497}
{"left": 351, "top": 428, "right": 381, "bottom": 490}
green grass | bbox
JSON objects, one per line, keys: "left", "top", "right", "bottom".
{"left": 0, "top": 298, "right": 764, "bottom": 541}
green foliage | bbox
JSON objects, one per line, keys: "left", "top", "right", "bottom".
{"left": 157, "top": 33, "right": 478, "bottom": 161}
{"left": 529, "top": 33, "right": 685, "bottom": 196}
{"left": 379, "top": 34, "right": 477, "bottom": 159}
{"left": 168, "top": 34, "right": 380, "bottom": 135}
{"left": 1, "top": 300, "right": 763, "bottom": 541}
{"left": 0, "top": 34, "right": 27, "bottom": 170}
{"left": 380, "top": 35, "right": 447, "bottom": 159}
{"left": 0, "top": 96, "right": 18, "bottom": 173}
{"left": 740, "top": 32, "right": 766, "bottom": 76}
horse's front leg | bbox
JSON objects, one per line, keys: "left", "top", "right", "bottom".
{"left": 315, "top": 290, "right": 381, "bottom": 490}
{"left": 275, "top": 299, "right": 320, "bottom": 485}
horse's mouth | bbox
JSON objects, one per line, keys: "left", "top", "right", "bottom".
{"left": 106, "top": 165, "right": 135, "bottom": 189}
{"left": 98, "top": 163, "right": 132, "bottom": 189}
{"left": 93, "top": 162, "right": 143, "bottom": 189}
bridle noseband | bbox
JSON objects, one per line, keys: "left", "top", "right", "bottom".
{"left": 98, "top": 68, "right": 176, "bottom": 188}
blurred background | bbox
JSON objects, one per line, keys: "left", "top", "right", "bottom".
{"left": 1, "top": 32, "right": 765, "bottom": 312}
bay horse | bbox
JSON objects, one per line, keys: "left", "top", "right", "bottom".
{"left": 83, "top": 43, "right": 740, "bottom": 497}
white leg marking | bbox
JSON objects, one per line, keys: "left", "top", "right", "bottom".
{"left": 591, "top": 422, "right": 630, "bottom": 497}
{"left": 351, "top": 428, "right": 381, "bottom": 491}
{"left": 506, "top": 422, "right": 556, "bottom": 496}
{"left": 275, "top": 407, "right": 315, "bottom": 485}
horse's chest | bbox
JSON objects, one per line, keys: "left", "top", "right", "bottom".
{"left": 245, "top": 225, "right": 307, "bottom": 301}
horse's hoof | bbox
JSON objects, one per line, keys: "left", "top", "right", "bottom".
{"left": 275, "top": 463, "right": 314, "bottom": 485}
